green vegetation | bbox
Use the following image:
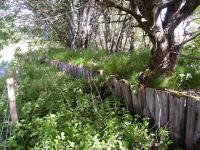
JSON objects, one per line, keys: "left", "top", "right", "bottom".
{"left": 47, "top": 47, "right": 200, "bottom": 90}
{"left": 8, "top": 53, "right": 172, "bottom": 149}
{"left": 149, "top": 47, "right": 200, "bottom": 90}
{"left": 0, "top": 73, "right": 8, "bottom": 141}
{"left": 47, "top": 48, "right": 150, "bottom": 86}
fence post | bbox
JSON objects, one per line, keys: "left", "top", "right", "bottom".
{"left": 6, "top": 78, "right": 18, "bottom": 124}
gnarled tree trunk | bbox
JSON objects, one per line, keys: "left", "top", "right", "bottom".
{"left": 150, "top": 32, "right": 180, "bottom": 73}
{"left": 98, "top": 0, "right": 200, "bottom": 85}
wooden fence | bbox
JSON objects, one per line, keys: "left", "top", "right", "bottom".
{"left": 50, "top": 60, "right": 200, "bottom": 149}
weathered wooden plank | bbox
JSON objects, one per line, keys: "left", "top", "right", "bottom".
{"left": 115, "top": 79, "right": 122, "bottom": 98}
{"left": 185, "top": 98, "right": 200, "bottom": 149}
{"left": 74, "top": 66, "right": 78, "bottom": 76}
{"left": 138, "top": 88, "right": 146, "bottom": 115}
{"left": 144, "top": 88, "right": 155, "bottom": 120}
{"left": 6, "top": 78, "right": 18, "bottom": 124}
{"left": 110, "top": 77, "right": 117, "bottom": 96}
{"left": 110, "top": 77, "right": 122, "bottom": 98}
{"left": 77, "top": 67, "right": 81, "bottom": 76}
{"left": 132, "top": 89, "right": 143, "bottom": 115}
{"left": 79, "top": 67, "right": 82, "bottom": 77}
{"left": 155, "top": 90, "right": 169, "bottom": 127}
{"left": 72, "top": 65, "right": 75, "bottom": 75}
{"left": 83, "top": 69, "right": 87, "bottom": 79}
{"left": 85, "top": 69, "right": 90, "bottom": 79}
{"left": 119, "top": 80, "right": 133, "bottom": 113}
{"left": 69, "top": 64, "right": 73, "bottom": 75}
{"left": 132, "top": 91, "right": 138, "bottom": 114}
{"left": 64, "top": 64, "right": 69, "bottom": 73}
{"left": 169, "top": 95, "right": 187, "bottom": 146}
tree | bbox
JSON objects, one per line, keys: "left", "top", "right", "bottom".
{"left": 0, "top": 1, "right": 15, "bottom": 49}
{"left": 98, "top": 0, "right": 200, "bottom": 84}
{"left": 23, "top": 0, "right": 98, "bottom": 50}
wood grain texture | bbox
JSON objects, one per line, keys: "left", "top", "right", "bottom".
{"left": 7, "top": 78, "right": 18, "bottom": 124}
{"left": 169, "top": 95, "right": 187, "bottom": 146}
{"left": 119, "top": 81, "right": 133, "bottom": 113}
{"left": 115, "top": 79, "right": 122, "bottom": 98}
{"left": 155, "top": 90, "right": 169, "bottom": 127}
{"left": 144, "top": 88, "right": 155, "bottom": 120}
{"left": 110, "top": 77, "right": 117, "bottom": 96}
{"left": 132, "top": 89, "right": 143, "bottom": 115}
{"left": 138, "top": 88, "right": 146, "bottom": 115}
{"left": 185, "top": 98, "right": 200, "bottom": 149}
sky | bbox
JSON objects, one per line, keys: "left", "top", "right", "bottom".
{"left": 0, "top": 40, "right": 29, "bottom": 63}
{"left": 0, "top": 0, "right": 33, "bottom": 63}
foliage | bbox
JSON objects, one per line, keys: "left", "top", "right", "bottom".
{"left": 0, "top": 20, "right": 13, "bottom": 49}
{"left": 149, "top": 41, "right": 200, "bottom": 90}
{"left": 0, "top": 72, "right": 8, "bottom": 142}
{"left": 8, "top": 53, "right": 172, "bottom": 149}
{"left": 47, "top": 47, "right": 200, "bottom": 90}
{"left": 0, "top": 1, "right": 21, "bottom": 50}
{"left": 47, "top": 48, "right": 150, "bottom": 85}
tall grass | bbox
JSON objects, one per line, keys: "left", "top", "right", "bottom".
{"left": 47, "top": 47, "right": 200, "bottom": 90}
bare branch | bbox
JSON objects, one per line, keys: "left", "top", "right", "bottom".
{"left": 171, "top": 52, "right": 200, "bottom": 60}
{"left": 168, "top": 0, "right": 200, "bottom": 31}
{"left": 178, "top": 32, "right": 200, "bottom": 47}
{"left": 97, "top": 0, "right": 133, "bottom": 15}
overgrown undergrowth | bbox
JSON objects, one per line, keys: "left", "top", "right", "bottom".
{"left": 47, "top": 47, "right": 200, "bottom": 90}
{"left": 0, "top": 73, "right": 9, "bottom": 141}
{"left": 8, "top": 54, "right": 172, "bottom": 149}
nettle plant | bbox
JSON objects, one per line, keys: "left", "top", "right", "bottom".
{"left": 177, "top": 73, "right": 192, "bottom": 89}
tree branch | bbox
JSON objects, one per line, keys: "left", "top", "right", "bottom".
{"left": 158, "top": 0, "right": 178, "bottom": 10}
{"left": 97, "top": 0, "right": 133, "bottom": 15}
{"left": 168, "top": 0, "right": 200, "bottom": 31}
{"left": 178, "top": 32, "right": 200, "bottom": 47}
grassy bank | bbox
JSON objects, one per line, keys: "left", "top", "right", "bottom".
{"left": 46, "top": 48, "right": 200, "bottom": 90}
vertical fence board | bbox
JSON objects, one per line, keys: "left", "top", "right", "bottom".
{"left": 155, "top": 90, "right": 169, "bottom": 127}
{"left": 144, "top": 88, "right": 155, "bottom": 120}
{"left": 119, "top": 81, "right": 133, "bottom": 113}
{"left": 111, "top": 77, "right": 117, "bottom": 96}
{"left": 115, "top": 79, "right": 122, "bottom": 98}
{"left": 169, "top": 95, "right": 187, "bottom": 146}
{"left": 110, "top": 78, "right": 123, "bottom": 98}
{"left": 138, "top": 88, "right": 146, "bottom": 115}
{"left": 185, "top": 98, "right": 200, "bottom": 149}
{"left": 132, "top": 90, "right": 142, "bottom": 114}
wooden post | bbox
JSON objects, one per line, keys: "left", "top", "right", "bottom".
{"left": 6, "top": 78, "right": 18, "bottom": 124}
